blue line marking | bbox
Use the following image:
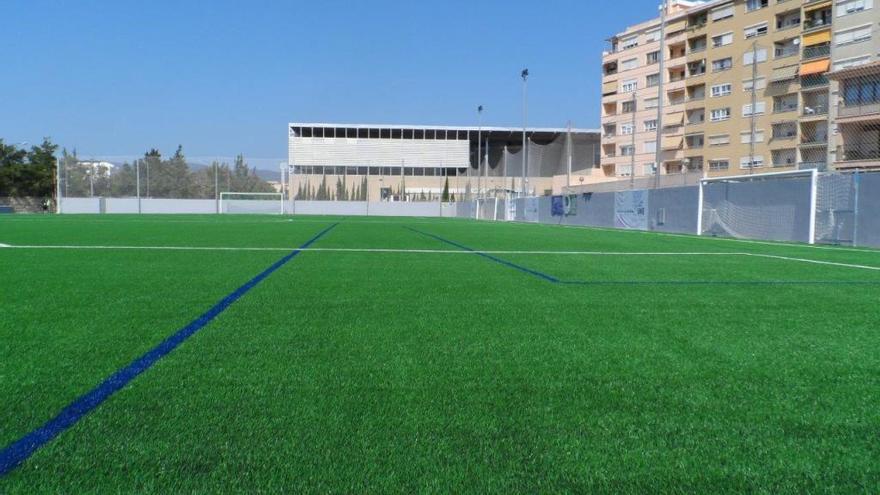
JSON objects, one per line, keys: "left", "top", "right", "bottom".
{"left": 0, "top": 223, "right": 338, "bottom": 477}
{"left": 406, "top": 226, "right": 879, "bottom": 286}
{"left": 405, "top": 226, "right": 560, "bottom": 283}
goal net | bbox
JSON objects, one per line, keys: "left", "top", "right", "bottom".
{"left": 220, "top": 192, "right": 284, "bottom": 215}
{"left": 475, "top": 197, "right": 499, "bottom": 221}
{"left": 699, "top": 169, "right": 817, "bottom": 244}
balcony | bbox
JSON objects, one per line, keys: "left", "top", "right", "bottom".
{"left": 802, "top": 104, "right": 828, "bottom": 117}
{"left": 838, "top": 102, "right": 880, "bottom": 120}
{"left": 775, "top": 47, "right": 799, "bottom": 59}
{"left": 773, "top": 103, "right": 799, "bottom": 114}
{"left": 802, "top": 44, "right": 830, "bottom": 60}
{"left": 802, "top": 18, "right": 832, "bottom": 33}
{"left": 799, "top": 161, "right": 828, "bottom": 171}
{"left": 801, "top": 75, "right": 829, "bottom": 89}
{"left": 836, "top": 146, "right": 880, "bottom": 165}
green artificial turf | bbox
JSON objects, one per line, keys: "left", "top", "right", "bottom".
{"left": 1, "top": 214, "right": 879, "bottom": 493}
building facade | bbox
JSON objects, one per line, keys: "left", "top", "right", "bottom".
{"left": 287, "top": 123, "right": 601, "bottom": 201}
{"left": 601, "top": 0, "right": 879, "bottom": 178}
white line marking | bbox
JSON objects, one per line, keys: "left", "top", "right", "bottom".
{"left": 746, "top": 253, "right": 880, "bottom": 272}
{"left": 5, "top": 244, "right": 880, "bottom": 271}
{"left": 549, "top": 223, "right": 880, "bottom": 254}
{"left": 1, "top": 244, "right": 739, "bottom": 255}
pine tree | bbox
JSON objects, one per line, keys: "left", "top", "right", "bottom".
{"left": 441, "top": 177, "right": 450, "bottom": 202}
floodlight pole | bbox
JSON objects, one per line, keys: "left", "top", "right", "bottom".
{"left": 653, "top": 1, "right": 667, "bottom": 188}
{"left": 749, "top": 40, "right": 758, "bottom": 175}
{"left": 521, "top": 68, "right": 529, "bottom": 197}
{"left": 566, "top": 120, "right": 573, "bottom": 190}
{"left": 55, "top": 152, "right": 62, "bottom": 214}
{"left": 477, "top": 105, "right": 483, "bottom": 199}
{"left": 214, "top": 161, "right": 219, "bottom": 214}
{"left": 279, "top": 163, "right": 286, "bottom": 215}
{"left": 136, "top": 159, "right": 142, "bottom": 214}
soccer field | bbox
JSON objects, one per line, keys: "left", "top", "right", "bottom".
{"left": 1, "top": 215, "right": 879, "bottom": 493}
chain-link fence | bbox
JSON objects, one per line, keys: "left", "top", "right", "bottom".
{"left": 460, "top": 170, "right": 880, "bottom": 249}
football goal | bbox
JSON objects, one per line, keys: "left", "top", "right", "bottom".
{"left": 698, "top": 169, "right": 818, "bottom": 244}
{"left": 475, "top": 197, "right": 499, "bottom": 221}
{"left": 219, "top": 192, "right": 284, "bottom": 215}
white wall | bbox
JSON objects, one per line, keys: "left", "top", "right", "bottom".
{"left": 290, "top": 137, "right": 469, "bottom": 167}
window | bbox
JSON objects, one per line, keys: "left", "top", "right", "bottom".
{"left": 740, "top": 130, "right": 765, "bottom": 144}
{"left": 646, "top": 73, "right": 660, "bottom": 87}
{"left": 833, "top": 55, "right": 871, "bottom": 71}
{"left": 836, "top": 25, "right": 872, "bottom": 46}
{"left": 644, "top": 119, "right": 658, "bottom": 131}
{"left": 711, "top": 3, "right": 734, "bottom": 21}
{"left": 710, "top": 108, "right": 731, "bottom": 121}
{"left": 621, "top": 123, "right": 634, "bottom": 135}
{"left": 712, "top": 57, "right": 733, "bottom": 71}
{"left": 620, "top": 58, "right": 639, "bottom": 71}
{"left": 743, "top": 48, "right": 768, "bottom": 65}
{"left": 712, "top": 32, "right": 733, "bottom": 47}
{"left": 711, "top": 83, "right": 732, "bottom": 97}
{"left": 742, "top": 101, "right": 767, "bottom": 116}
{"left": 643, "top": 163, "right": 657, "bottom": 175}
{"left": 645, "top": 29, "right": 661, "bottom": 43}
{"left": 644, "top": 141, "right": 657, "bottom": 153}
{"left": 740, "top": 156, "right": 764, "bottom": 169}
{"left": 743, "top": 77, "right": 767, "bottom": 91}
{"left": 622, "top": 79, "right": 638, "bottom": 92}
{"left": 773, "top": 94, "right": 799, "bottom": 113}
{"left": 746, "top": 0, "right": 768, "bottom": 12}
{"left": 645, "top": 97, "right": 659, "bottom": 109}
{"left": 744, "top": 23, "right": 768, "bottom": 38}
{"left": 837, "top": 0, "right": 873, "bottom": 17}
{"left": 708, "top": 134, "right": 730, "bottom": 146}
{"left": 620, "top": 145, "right": 635, "bottom": 156}
{"left": 622, "top": 100, "right": 635, "bottom": 113}
{"left": 709, "top": 160, "right": 730, "bottom": 171}
{"left": 843, "top": 79, "right": 880, "bottom": 105}
{"left": 621, "top": 35, "right": 638, "bottom": 50}
{"left": 646, "top": 51, "right": 660, "bottom": 64}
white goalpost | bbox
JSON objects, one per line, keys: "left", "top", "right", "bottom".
{"left": 475, "top": 197, "right": 499, "bottom": 221}
{"left": 219, "top": 192, "right": 284, "bottom": 215}
{"left": 698, "top": 169, "right": 818, "bottom": 244}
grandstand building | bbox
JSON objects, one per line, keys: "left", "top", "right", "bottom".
{"left": 600, "top": 0, "right": 880, "bottom": 179}
{"left": 287, "top": 123, "right": 601, "bottom": 201}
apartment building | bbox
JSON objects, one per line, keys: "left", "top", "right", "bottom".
{"left": 601, "top": 0, "right": 879, "bottom": 178}
{"left": 828, "top": 0, "right": 880, "bottom": 169}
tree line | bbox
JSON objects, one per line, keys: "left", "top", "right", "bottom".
{"left": 0, "top": 138, "right": 276, "bottom": 200}
{"left": 0, "top": 139, "right": 58, "bottom": 198}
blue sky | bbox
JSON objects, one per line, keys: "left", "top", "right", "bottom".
{"left": 3, "top": 0, "right": 660, "bottom": 168}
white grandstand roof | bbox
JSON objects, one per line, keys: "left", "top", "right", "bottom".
{"left": 289, "top": 122, "right": 599, "bottom": 134}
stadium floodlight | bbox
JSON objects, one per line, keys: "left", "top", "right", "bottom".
{"left": 219, "top": 192, "right": 284, "bottom": 215}
{"left": 698, "top": 168, "right": 818, "bottom": 244}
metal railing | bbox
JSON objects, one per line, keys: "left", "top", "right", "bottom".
{"left": 803, "top": 17, "right": 832, "bottom": 31}
{"left": 774, "top": 47, "right": 799, "bottom": 58}
{"left": 798, "top": 161, "right": 827, "bottom": 171}
{"left": 773, "top": 104, "right": 799, "bottom": 113}
{"left": 801, "top": 75, "right": 829, "bottom": 88}
{"left": 838, "top": 102, "right": 880, "bottom": 118}
{"left": 802, "top": 45, "right": 830, "bottom": 60}
{"left": 802, "top": 104, "right": 828, "bottom": 116}
{"left": 836, "top": 146, "right": 880, "bottom": 162}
